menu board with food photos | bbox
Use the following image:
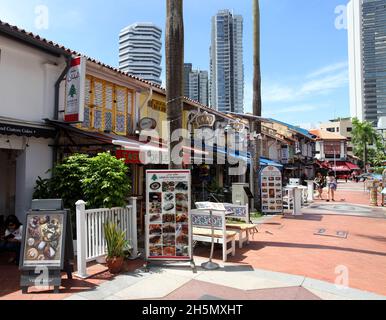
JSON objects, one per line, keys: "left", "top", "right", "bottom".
{"left": 146, "top": 170, "right": 192, "bottom": 261}
{"left": 261, "top": 166, "right": 283, "bottom": 214}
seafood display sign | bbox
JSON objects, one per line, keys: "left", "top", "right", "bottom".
{"left": 261, "top": 166, "right": 284, "bottom": 214}
{"left": 20, "top": 211, "right": 67, "bottom": 269}
{"left": 146, "top": 170, "right": 192, "bottom": 261}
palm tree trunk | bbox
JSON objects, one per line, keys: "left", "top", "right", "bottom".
{"left": 166, "top": 0, "right": 184, "bottom": 169}
{"left": 252, "top": 0, "right": 262, "bottom": 209}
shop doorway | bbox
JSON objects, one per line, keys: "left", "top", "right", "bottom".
{"left": 0, "top": 149, "right": 19, "bottom": 224}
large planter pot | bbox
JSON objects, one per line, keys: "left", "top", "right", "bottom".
{"left": 106, "top": 257, "right": 124, "bottom": 274}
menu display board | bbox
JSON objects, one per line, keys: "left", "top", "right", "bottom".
{"left": 20, "top": 211, "right": 67, "bottom": 269}
{"left": 146, "top": 170, "right": 192, "bottom": 261}
{"left": 261, "top": 166, "right": 283, "bottom": 214}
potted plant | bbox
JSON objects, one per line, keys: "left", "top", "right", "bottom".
{"left": 104, "top": 221, "right": 128, "bottom": 274}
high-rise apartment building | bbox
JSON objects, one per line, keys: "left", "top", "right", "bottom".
{"left": 189, "top": 70, "right": 209, "bottom": 105}
{"left": 347, "top": 0, "right": 386, "bottom": 126}
{"left": 183, "top": 63, "right": 192, "bottom": 97}
{"left": 210, "top": 10, "right": 244, "bottom": 113}
{"left": 119, "top": 23, "right": 162, "bottom": 85}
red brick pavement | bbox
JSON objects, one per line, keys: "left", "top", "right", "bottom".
{"left": 0, "top": 256, "right": 143, "bottom": 300}
{"left": 194, "top": 184, "right": 386, "bottom": 296}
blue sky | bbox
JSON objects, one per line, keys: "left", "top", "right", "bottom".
{"left": 0, "top": 0, "right": 350, "bottom": 128}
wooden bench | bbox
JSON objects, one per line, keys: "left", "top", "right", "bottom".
{"left": 223, "top": 204, "right": 258, "bottom": 248}
{"left": 191, "top": 209, "right": 236, "bottom": 262}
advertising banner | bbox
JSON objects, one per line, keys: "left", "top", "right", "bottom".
{"left": 261, "top": 166, "right": 284, "bottom": 214}
{"left": 64, "top": 56, "right": 86, "bottom": 123}
{"left": 145, "top": 170, "right": 192, "bottom": 261}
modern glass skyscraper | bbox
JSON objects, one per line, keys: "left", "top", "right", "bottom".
{"left": 183, "top": 63, "right": 209, "bottom": 105}
{"left": 348, "top": 0, "right": 386, "bottom": 125}
{"left": 189, "top": 70, "right": 209, "bottom": 105}
{"left": 210, "top": 10, "right": 244, "bottom": 113}
{"left": 119, "top": 23, "right": 162, "bottom": 85}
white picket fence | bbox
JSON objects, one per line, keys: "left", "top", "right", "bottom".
{"left": 75, "top": 197, "right": 137, "bottom": 278}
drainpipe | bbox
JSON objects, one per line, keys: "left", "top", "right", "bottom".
{"left": 52, "top": 56, "right": 72, "bottom": 168}
{"left": 139, "top": 87, "right": 153, "bottom": 124}
{"left": 54, "top": 56, "right": 72, "bottom": 120}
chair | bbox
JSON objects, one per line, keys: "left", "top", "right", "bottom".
{"left": 191, "top": 209, "right": 236, "bottom": 262}
{"left": 223, "top": 204, "right": 258, "bottom": 248}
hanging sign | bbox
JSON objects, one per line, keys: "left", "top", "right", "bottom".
{"left": 64, "top": 57, "right": 86, "bottom": 123}
{"left": 145, "top": 170, "right": 192, "bottom": 262}
{"left": 261, "top": 166, "right": 283, "bottom": 214}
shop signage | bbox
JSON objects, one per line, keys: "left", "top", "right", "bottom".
{"left": 65, "top": 56, "right": 86, "bottom": 123}
{"left": 145, "top": 170, "right": 192, "bottom": 263}
{"left": 116, "top": 149, "right": 141, "bottom": 164}
{"left": 0, "top": 123, "right": 55, "bottom": 138}
{"left": 150, "top": 100, "right": 166, "bottom": 113}
{"left": 261, "top": 166, "right": 283, "bottom": 214}
{"left": 139, "top": 117, "right": 157, "bottom": 131}
{"left": 281, "top": 146, "right": 289, "bottom": 164}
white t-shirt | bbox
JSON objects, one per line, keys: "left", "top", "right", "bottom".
{"left": 4, "top": 225, "right": 23, "bottom": 241}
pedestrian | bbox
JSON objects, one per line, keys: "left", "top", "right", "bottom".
{"left": 0, "top": 215, "right": 23, "bottom": 265}
{"left": 326, "top": 171, "right": 338, "bottom": 202}
{"left": 313, "top": 172, "right": 326, "bottom": 200}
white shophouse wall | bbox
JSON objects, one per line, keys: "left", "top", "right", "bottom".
{"left": 0, "top": 35, "right": 65, "bottom": 121}
{"left": 0, "top": 35, "right": 64, "bottom": 219}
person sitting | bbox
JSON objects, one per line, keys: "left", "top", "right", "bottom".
{"left": 0, "top": 215, "right": 23, "bottom": 265}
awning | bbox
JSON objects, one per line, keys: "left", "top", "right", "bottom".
{"left": 345, "top": 162, "right": 360, "bottom": 170}
{"left": 330, "top": 161, "right": 360, "bottom": 172}
{"left": 1, "top": 117, "right": 55, "bottom": 139}
{"left": 260, "top": 157, "right": 283, "bottom": 168}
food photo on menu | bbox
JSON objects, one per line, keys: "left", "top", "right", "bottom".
{"left": 149, "top": 245, "right": 163, "bottom": 257}
{"left": 162, "top": 214, "right": 176, "bottom": 223}
{"left": 162, "top": 181, "right": 175, "bottom": 192}
{"left": 163, "top": 233, "right": 176, "bottom": 246}
{"left": 149, "top": 224, "right": 162, "bottom": 235}
{"left": 23, "top": 214, "right": 64, "bottom": 265}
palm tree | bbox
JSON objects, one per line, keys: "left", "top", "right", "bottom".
{"left": 166, "top": 0, "right": 184, "bottom": 169}
{"left": 352, "top": 117, "right": 382, "bottom": 170}
{"left": 252, "top": 0, "right": 262, "bottom": 209}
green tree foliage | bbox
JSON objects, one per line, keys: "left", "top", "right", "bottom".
{"left": 351, "top": 118, "right": 385, "bottom": 167}
{"left": 33, "top": 152, "right": 131, "bottom": 215}
{"left": 82, "top": 152, "right": 131, "bottom": 209}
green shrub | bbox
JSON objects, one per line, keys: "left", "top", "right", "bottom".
{"left": 33, "top": 152, "right": 131, "bottom": 238}
{"left": 82, "top": 152, "right": 131, "bottom": 209}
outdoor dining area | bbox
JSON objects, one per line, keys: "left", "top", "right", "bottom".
{"left": 191, "top": 203, "right": 258, "bottom": 263}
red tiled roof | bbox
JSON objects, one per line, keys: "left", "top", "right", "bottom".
{"left": 309, "top": 129, "right": 347, "bottom": 141}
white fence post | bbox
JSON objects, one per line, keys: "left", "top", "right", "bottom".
{"left": 129, "top": 197, "right": 138, "bottom": 259}
{"left": 75, "top": 200, "right": 89, "bottom": 278}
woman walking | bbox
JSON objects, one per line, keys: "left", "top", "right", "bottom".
{"left": 314, "top": 172, "right": 326, "bottom": 200}
{"left": 326, "top": 171, "right": 338, "bottom": 202}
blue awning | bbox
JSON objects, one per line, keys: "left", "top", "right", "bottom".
{"left": 260, "top": 157, "right": 283, "bottom": 168}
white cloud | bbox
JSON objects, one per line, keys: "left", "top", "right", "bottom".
{"left": 300, "top": 70, "right": 348, "bottom": 95}
{"left": 262, "top": 61, "right": 349, "bottom": 103}
{"left": 306, "top": 61, "right": 348, "bottom": 79}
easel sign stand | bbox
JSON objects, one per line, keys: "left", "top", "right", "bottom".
{"left": 194, "top": 202, "right": 227, "bottom": 270}
{"left": 144, "top": 170, "right": 196, "bottom": 273}
{"left": 19, "top": 199, "right": 74, "bottom": 294}
{"left": 200, "top": 209, "right": 220, "bottom": 270}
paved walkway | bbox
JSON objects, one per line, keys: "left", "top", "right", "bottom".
{"left": 64, "top": 258, "right": 385, "bottom": 300}
{"left": 1, "top": 181, "right": 385, "bottom": 300}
